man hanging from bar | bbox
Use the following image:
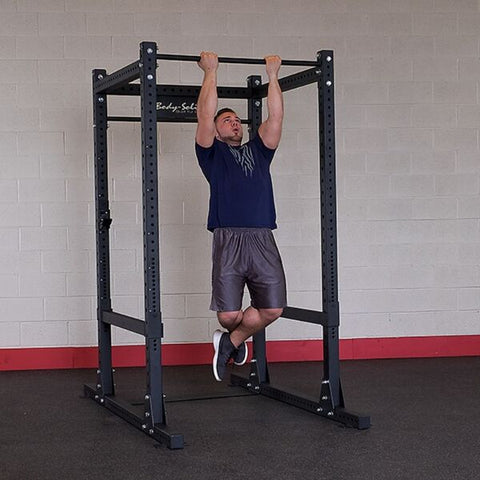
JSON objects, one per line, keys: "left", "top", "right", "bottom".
{"left": 195, "top": 51, "right": 287, "bottom": 381}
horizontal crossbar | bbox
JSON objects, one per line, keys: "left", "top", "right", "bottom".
{"left": 102, "top": 311, "right": 146, "bottom": 336}
{"left": 157, "top": 53, "right": 319, "bottom": 67}
{"left": 93, "top": 61, "right": 140, "bottom": 94}
{"left": 253, "top": 67, "right": 321, "bottom": 97}
{"left": 107, "top": 116, "right": 250, "bottom": 124}
{"left": 282, "top": 306, "right": 329, "bottom": 326}
{"left": 84, "top": 384, "right": 184, "bottom": 449}
{"left": 230, "top": 375, "right": 370, "bottom": 430}
{"left": 104, "top": 84, "right": 250, "bottom": 98}
{"left": 102, "top": 69, "right": 319, "bottom": 99}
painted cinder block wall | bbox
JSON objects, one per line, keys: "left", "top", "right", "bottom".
{"left": 1, "top": 0, "right": 479, "bottom": 368}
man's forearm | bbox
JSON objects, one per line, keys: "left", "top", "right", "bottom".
{"left": 266, "top": 74, "right": 283, "bottom": 124}
{"left": 197, "top": 70, "right": 218, "bottom": 121}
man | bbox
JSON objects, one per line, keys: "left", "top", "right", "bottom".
{"left": 195, "top": 51, "right": 287, "bottom": 381}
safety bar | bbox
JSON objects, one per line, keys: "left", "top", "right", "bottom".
{"left": 156, "top": 53, "right": 320, "bottom": 67}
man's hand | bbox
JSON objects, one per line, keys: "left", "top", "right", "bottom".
{"left": 265, "top": 55, "right": 282, "bottom": 79}
{"left": 198, "top": 51, "right": 219, "bottom": 73}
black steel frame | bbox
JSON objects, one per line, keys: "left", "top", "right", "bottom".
{"left": 85, "top": 41, "right": 370, "bottom": 450}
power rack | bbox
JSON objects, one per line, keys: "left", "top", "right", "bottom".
{"left": 84, "top": 41, "right": 370, "bottom": 450}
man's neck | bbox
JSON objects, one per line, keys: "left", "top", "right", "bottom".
{"left": 218, "top": 137, "right": 242, "bottom": 147}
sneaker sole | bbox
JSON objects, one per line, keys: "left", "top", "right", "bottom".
{"left": 233, "top": 342, "right": 248, "bottom": 366}
{"left": 212, "top": 330, "right": 223, "bottom": 382}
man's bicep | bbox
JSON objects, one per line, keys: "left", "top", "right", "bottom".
{"left": 258, "top": 119, "right": 282, "bottom": 150}
{"left": 195, "top": 119, "right": 216, "bottom": 148}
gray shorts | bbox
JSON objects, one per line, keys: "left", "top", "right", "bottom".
{"left": 210, "top": 227, "right": 287, "bottom": 312}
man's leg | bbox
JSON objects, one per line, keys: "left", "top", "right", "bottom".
{"left": 212, "top": 310, "right": 243, "bottom": 381}
{"left": 210, "top": 228, "right": 285, "bottom": 380}
{"left": 217, "top": 307, "right": 282, "bottom": 347}
{"left": 229, "top": 306, "right": 282, "bottom": 347}
{"left": 212, "top": 307, "right": 282, "bottom": 381}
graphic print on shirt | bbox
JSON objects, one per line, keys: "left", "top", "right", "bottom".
{"left": 228, "top": 144, "right": 255, "bottom": 177}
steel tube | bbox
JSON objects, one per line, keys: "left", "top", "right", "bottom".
{"left": 156, "top": 53, "right": 319, "bottom": 67}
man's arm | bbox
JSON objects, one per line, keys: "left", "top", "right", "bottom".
{"left": 258, "top": 55, "right": 283, "bottom": 150}
{"left": 195, "top": 51, "right": 219, "bottom": 148}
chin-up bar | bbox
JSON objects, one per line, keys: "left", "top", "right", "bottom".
{"left": 156, "top": 52, "right": 320, "bottom": 67}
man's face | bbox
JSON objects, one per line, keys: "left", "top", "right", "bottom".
{"left": 215, "top": 111, "right": 243, "bottom": 145}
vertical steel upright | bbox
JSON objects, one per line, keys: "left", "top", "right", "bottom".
{"left": 92, "top": 68, "right": 114, "bottom": 398}
{"left": 247, "top": 74, "right": 270, "bottom": 385}
{"left": 317, "top": 51, "right": 344, "bottom": 409}
{"left": 138, "top": 42, "right": 166, "bottom": 427}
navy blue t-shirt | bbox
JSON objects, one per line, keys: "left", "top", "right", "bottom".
{"left": 195, "top": 135, "right": 277, "bottom": 231}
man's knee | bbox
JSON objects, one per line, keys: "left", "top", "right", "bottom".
{"left": 217, "top": 310, "right": 242, "bottom": 330}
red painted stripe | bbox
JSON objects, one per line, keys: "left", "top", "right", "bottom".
{"left": 1, "top": 335, "right": 479, "bottom": 371}
{"left": 346, "top": 335, "right": 480, "bottom": 359}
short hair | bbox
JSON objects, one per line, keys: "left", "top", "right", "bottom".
{"left": 214, "top": 107, "right": 236, "bottom": 122}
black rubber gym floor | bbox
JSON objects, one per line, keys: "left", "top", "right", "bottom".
{"left": 1, "top": 357, "right": 479, "bottom": 480}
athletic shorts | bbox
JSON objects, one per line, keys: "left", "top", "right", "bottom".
{"left": 210, "top": 227, "right": 287, "bottom": 312}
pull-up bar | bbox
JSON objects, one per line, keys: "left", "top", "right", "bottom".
{"left": 156, "top": 53, "right": 320, "bottom": 67}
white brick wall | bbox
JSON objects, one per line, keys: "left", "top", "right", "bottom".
{"left": 0, "top": 0, "right": 479, "bottom": 350}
